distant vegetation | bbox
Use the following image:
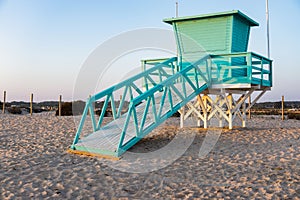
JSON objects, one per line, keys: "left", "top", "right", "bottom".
{"left": 7, "top": 107, "right": 22, "bottom": 114}
{"left": 252, "top": 101, "right": 300, "bottom": 109}
{"left": 55, "top": 101, "right": 85, "bottom": 116}
{"left": 249, "top": 101, "right": 300, "bottom": 119}
{"left": 2, "top": 100, "right": 300, "bottom": 119}
{"left": 55, "top": 100, "right": 181, "bottom": 117}
{"left": 287, "top": 112, "right": 300, "bottom": 120}
{"left": 2, "top": 101, "right": 56, "bottom": 115}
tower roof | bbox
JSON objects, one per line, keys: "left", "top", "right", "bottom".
{"left": 163, "top": 10, "right": 259, "bottom": 26}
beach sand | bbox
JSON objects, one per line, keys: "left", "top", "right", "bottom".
{"left": 1, "top": 113, "right": 300, "bottom": 199}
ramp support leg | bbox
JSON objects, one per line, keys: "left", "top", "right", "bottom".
{"left": 242, "top": 100, "right": 246, "bottom": 127}
{"left": 228, "top": 94, "right": 233, "bottom": 130}
{"left": 203, "top": 94, "right": 208, "bottom": 129}
{"left": 180, "top": 106, "right": 185, "bottom": 128}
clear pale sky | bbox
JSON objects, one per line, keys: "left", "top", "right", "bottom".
{"left": 0, "top": 0, "right": 299, "bottom": 102}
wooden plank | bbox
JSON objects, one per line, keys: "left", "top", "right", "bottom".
{"left": 30, "top": 93, "right": 33, "bottom": 116}
{"left": 58, "top": 95, "right": 62, "bottom": 116}
{"left": 67, "top": 149, "right": 120, "bottom": 160}
{"left": 248, "top": 96, "right": 251, "bottom": 119}
{"left": 282, "top": 96, "right": 284, "bottom": 120}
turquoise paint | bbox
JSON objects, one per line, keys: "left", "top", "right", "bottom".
{"left": 164, "top": 10, "right": 259, "bottom": 77}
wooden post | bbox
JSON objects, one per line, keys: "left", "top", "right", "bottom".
{"left": 248, "top": 96, "right": 251, "bottom": 119}
{"left": 180, "top": 106, "right": 185, "bottom": 128}
{"left": 203, "top": 95, "right": 208, "bottom": 129}
{"left": 30, "top": 93, "right": 33, "bottom": 116}
{"left": 2, "top": 91, "right": 6, "bottom": 114}
{"left": 228, "top": 94, "right": 233, "bottom": 130}
{"left": 281, "top": 95, "right": 284, "bottom": 120}
{"left": 242, "top": 100, "right": 246, "bottom": 128}
{"left": 58, "top": 95, "right": 62, "bottom": 116}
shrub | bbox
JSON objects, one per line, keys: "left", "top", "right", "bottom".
{"left": 7, "top": 107, "right": 22, "bottom": 114}
{"left": 33, "top": 108, "right": 45, "bottom": 113}
{"left": 288, "top": 113, "right": 300, "bottom": 120}
{"left": 95, "top": 109, "right": 112, "bottom": 117}
{"left": 56, "top": 102, "right": 72, "bottom": 116}
{"left": 56, "top": 101, "right": 85, "bottom": 116}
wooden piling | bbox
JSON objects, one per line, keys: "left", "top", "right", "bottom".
{"left": 248, "top": 96, "right": 251, "bottom": 119}
{"left": 30, "top": 93, "right": 33, "bottom": 116}
{"left": 281, "top": 95, "right": 284, "bottom": 120}
{"left": 2, "top": 91, "right": 6, "bottom": 114}
{"left": 59, "top": 95, "right": 62, "bottom": 116}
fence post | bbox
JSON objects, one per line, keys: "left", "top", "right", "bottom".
{"left": 2, "top": 91, "right": 6, "bottom": 114}
{"left": 30, "top": 93, "right": 33, "bottom": 116}
{"left": 59, "top": 95, "right": 62, "bottom": 116}
{"left": 281, "top": 95, "right": 284, "bottom": 120}
{"left": 248, "top": 96, "right": 251, "bottom": 119}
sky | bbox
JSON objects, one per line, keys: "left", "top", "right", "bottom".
{"left": 0, "top": 0, "right": 300, "bottom": 102}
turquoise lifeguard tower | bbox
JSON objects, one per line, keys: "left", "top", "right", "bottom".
{"left": 160, "top": 10, "right": 272, "bottom": 129}
{"left": 70, "top": 10, "right": 272, "bottom": 158}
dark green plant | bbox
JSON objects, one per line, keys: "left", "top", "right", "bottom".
{"left": 288, "top": 113, "right": 300, "bottom": 120}
{"left": 7, "top": 107, "right": 22, "bottom": 114}
{"left": 56, "top": 101, "right": 85, "bottom": 116}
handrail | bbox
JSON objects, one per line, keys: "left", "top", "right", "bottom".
{"left": 93, "top": 57, "right": 177, "bottom": 100}
{"left": 71, "top": 57, "right": 177, "bottom": 146}
{"left": 132, "top": 55, "right": 210, "bottom": 106}
{"left": 210, "top": 52, "right": 272, "bottom": 63}
{"left": 210, "top": 52, "right": 272, "bottom": 87}
{"left": 117, "top": 55, "right": 210, "bottom": 153}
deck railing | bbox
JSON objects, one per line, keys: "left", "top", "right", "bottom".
{"left": 143, "top": 52, "right": 273, "bottom": 88}
{"left": 210, "top": 52, "right": 272, "bottom": 87}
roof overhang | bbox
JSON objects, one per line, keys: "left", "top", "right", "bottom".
{"left": 163, "top": 10, "right": 259, "bottom": 27}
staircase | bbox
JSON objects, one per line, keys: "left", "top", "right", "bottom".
{"left": 70, "top": 56, "right": 210, "bottom": 158}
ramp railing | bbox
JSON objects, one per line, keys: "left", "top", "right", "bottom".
{"left": 116, "top": 55, "right": 210, "bottom": 155}
{"left": 71, "top": 57, "right": 178, "bottom": 147}
{"left": 71, "top": 55, "right": 211, "bottom": 156}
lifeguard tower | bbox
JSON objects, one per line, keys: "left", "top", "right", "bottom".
{"left": 70, "top": 10, "right": 272, "bottom": 158}
{"left": 161, "top": 10, "right": 273, "bottom": 129}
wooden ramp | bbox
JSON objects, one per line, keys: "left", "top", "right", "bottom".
{"left": 70, "top": 56, "right": 209, "bottom": 158}
{"left": 74, "top": 93, "right": 171, "bottom": 156}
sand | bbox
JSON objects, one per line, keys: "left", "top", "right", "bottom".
{"left": 0, "top": 112, "right": 300, "bottom": 199}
